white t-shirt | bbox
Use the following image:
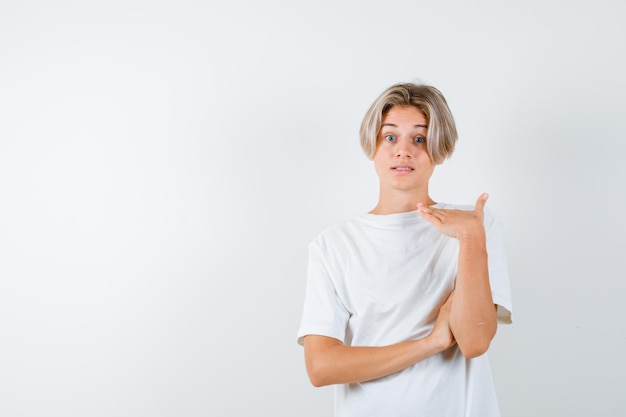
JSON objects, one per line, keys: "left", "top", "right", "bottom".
{"left": 297, "top": 204, "right": 513, "bottom": 417}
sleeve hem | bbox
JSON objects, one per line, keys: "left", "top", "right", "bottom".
{"left": 296, "top": 328, "right": 345, "bottom": 346}
{"left": 495, "top": 302, "right": 513, "bottom": 325}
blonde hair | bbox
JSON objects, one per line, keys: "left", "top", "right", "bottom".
{"left": 359, "top": 83, "right": 458, "bottom": 164}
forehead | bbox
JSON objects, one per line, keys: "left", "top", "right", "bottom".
{"left": 382, "top": 105, "right": 427, "bottom": 126}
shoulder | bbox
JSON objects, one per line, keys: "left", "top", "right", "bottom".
{"left": 308, "top": 216, "right": 367, "bottom": 253}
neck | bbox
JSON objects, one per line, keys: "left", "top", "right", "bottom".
{"left": 370, "top": 187, "right": 436, "bottom": 215}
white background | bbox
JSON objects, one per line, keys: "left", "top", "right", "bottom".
{"left": 1, "top": 1, "right": 625, "bottom": 416}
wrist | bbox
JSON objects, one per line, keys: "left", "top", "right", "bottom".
{"left": 456, "top": 228, "right": 486, "bottom": 246}
{"left": 424, "top": 331, "right": 453, "bottom": 354}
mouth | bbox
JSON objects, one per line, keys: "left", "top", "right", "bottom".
{"left": 392, "top": 166, "right": 414, "bottom": 172}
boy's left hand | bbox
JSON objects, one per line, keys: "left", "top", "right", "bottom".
{"left": 417, "top": 193, "right": 488, "bottom": 240}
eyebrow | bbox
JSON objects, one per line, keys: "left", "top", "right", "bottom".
{"left": 381, "top": 123, "right": 428, "bottom": 128}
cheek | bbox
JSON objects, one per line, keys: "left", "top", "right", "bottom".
{"left": 416, "top": 152, "right": 435, "bottom": 173}
{"left": 417, "top": 148, "right": 433, "bottom": 162}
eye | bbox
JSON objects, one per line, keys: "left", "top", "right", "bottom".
{"left": 413, "top": 136, "right": 426, "bottom": 143}
{"left": 384, "top": 134, "right": 396, "bottom": 142}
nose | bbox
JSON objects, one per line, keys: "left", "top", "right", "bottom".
{"left": 395, "top": 137, "right": 412, "bottom": 157}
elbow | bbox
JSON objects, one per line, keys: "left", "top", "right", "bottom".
{"left": 306, "top": 362, "right": 332, "bottom": 387}
{"left": 305, "top": 353, "right": 335, "bottom": 387}
{"left": 308, "top": 375, "right": 327, "bottom": 388}
{"left": 303, "top": 335, "right": 344, "bottom": 387}
{"left": 458, "top": 339, "right": 491, "bottom": 359}
{"left": 456, "top": 326, "right": 497, "bottom": 359}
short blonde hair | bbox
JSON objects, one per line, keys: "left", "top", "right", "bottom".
{"left": 359, "top": 83, "right": 458, "bottom": 164}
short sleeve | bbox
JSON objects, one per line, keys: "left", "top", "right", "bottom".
{"left": 485, "top": 212, "right": 513, "bottom": 324}
{"left": 297, "top": 240, "right": 350, "bottom": 345}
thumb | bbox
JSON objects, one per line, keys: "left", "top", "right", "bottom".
{"left": 475, "top": 192, "right": 489, "bottom": 212}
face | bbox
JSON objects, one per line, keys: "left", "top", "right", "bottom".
{"left": 373, "top": 105, "right": 434, "bottom": 194}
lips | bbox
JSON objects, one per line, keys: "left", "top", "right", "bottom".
{"left": 392, "top": 165, "right": 414, "bottom": 171}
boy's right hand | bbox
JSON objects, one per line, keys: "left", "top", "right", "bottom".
{"left": 429, "top": 291, "right": 456, "bottom": 352}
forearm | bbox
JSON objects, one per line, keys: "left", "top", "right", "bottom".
{"left": 450, "top": 232, "right": 497, "bottom": 358}
{"left": 303, "top": 334, "right": 447, "bottom": 387}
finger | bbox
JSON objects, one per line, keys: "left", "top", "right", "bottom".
{"left": 475, "top": 192, "right": 489, "bottom": 213}
{"left": 417, "top": 209, "right": 442, "bottom": 226}
{"left": 416, "top": 202, "right": 430, "bottom": 211}
{"left": 416, "top": 203, "right": 434, "bottom": 216}
{"left": 417, "top": 207, "right": 442, "bottom": 220}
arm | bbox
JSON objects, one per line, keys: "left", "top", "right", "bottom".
{"left": 303, "top": 292, "right": 456, "bottom": 387}
{"left": 417, "top": 193, "right": 497, "bottom": 358}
